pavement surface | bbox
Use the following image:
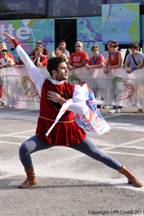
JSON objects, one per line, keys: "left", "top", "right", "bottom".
{"left": 0, "top": 106, "right": 144, "bottom": 216}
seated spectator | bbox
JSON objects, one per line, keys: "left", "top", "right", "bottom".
{"left": 124, "top": 42, "right": 144, "bottom": 114}
{"left": 85, "top": 45, "right": 105, "bottom": 69}
{"left": 0, "top": 49, "right": 14, "bottom": 68}
{"left": 32, "top": 46, "right": 47, "bottom": 67}
{"left": 67, "top": 41, "right": 89, "bottom": 71}
{"left": 0, "top": 42, "right": 15, "bottom": 62}
{"left": 104, "top": 41, "right": 123, "bottom": 113}
{"left": 28, "top": 40, "right": 50, "bottom": 58}
{"left": 52, "top": 47, "right": 68, "bottom": 62}
{"left": 102, "top": 40, "right": 113, "bottom": 61}
{"left": 59, "top": 40, "right": 70, "bottom": 59}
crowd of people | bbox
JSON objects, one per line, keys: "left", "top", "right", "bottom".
{"left": 0, "top": 38, "right": 144, "bottom": 112}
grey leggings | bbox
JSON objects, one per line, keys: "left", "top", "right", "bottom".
{"left": 19, "top": 135, "right": 122, "bottom": 171}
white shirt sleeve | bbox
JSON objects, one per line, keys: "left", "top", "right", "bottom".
{"left": 68, "top": 85, "right": 86, "bottom": 115}
{"left": 16, "top": 45, "right": 45, "bottom": 96}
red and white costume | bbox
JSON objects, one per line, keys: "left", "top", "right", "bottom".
{"left": 14, "top": 41, "right": 86, "bottom": 146}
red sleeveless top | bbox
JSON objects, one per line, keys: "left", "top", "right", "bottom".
{"left": 36, "top": 79, "right": 86, "bottom": 146}
{"left": 109, "top": 52, "right": 120, "bottom": 66}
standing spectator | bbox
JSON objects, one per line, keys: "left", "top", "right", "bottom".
{"left": 28, "top": 40, "right": 50, "bottom": 59}
{"left": 67, "top": 41, "right": 89, "bottom": 71}
{"left": 85, "top": 45, "right": 105, "bottom": 69}
{"left": 0, "top": 49, "right": 14, "bottom": 68}
{"left": 102, "top": 40, "right": 113, "bottom": 61}
{"left": 86, "top": 45, "right": 105, "bottom": 111}
{"left": 32, "top": 46, "right": 47, "bottom": 67}
{"left": 104, "top": 41, "right": 123, "bottom": 113}
{"left": 0, "top": 42, "right": 15, "bottom": 62}
{"left": 124, "top": 42, "right": 144, "bottom": 114}
{"left": 59, "top": 40, "right": 70, "bottom": 59}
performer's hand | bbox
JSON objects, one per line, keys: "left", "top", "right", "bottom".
{"left": 47, "top": 91, "right": 61, "bottom": 103}
{"left": 2, "top": 32, "right": 14, "bottom": 41}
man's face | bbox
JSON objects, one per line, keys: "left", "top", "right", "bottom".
{"left": 92, "top": 49, "right": 99, "bottom": 57}
{"left": 55, "top": 62, "right": 68, "bottom": 81}
{"left": 130, "top": 48, "right": 137, "bottom": 54}
{"left": 36, "top": 41, "right": 42, "bottom": 46}
{"left": 35, "top": 49, "right": 42, "bottom": 57}
{"left": 75, "top": 42, "right": 83, "bottom": 53}
{"left": 59, "top": 42, "right": 66, "bottom": 50}
{"left": 1, "top": 52, "right": 8, "bottom": 59}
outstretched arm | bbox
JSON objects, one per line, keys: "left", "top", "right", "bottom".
{"left": 2, "top": 32, "right": 45, "bottom": 96}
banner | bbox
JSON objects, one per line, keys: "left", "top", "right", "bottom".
{"left": 0, "top": 66, "right": 144, "bottom": 109}
{"left": 0, "top": 66, "right": 50, "bottom": 109}
{"left": 68, "top": 67, "right": 144, "bottom": 109}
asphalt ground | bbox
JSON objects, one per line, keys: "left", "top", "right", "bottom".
{"left": 0, "top": 106, "right": 144, "bottom": 216}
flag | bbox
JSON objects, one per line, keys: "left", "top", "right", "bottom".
{"left": 74, "top": 83, "right": 110, "bottom": 136}
{"left": 45, "top": 83, "right": 110, "bottom": 137}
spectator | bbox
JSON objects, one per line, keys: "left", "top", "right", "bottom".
{"left": 104, "top": 41, "right": 123, "bottom": 113}
{"left": 32, "top": 46, "right": 47, "bottom": 67}
{"left": 0, "top": 49, "right": 14, "bottom": 68}
{"left": 52, "top": 47, "right": 68, "bottom": 62}
{"left": 59, "top": 40, "right": 70, "bottom": 59}
{"left": 85, "top": 45, "right": 105, "bottom": 69}
{"left": 0, "top": 42, "right": 15, "bottom": 62}
{"left": 86, "top": 45, "right": 105, "bottom": 111}
{"left": 15, "top": 57, "right": 25, "bottom": 68}
{"left": 102, "top": 40, "right": 113, "bottom": 61}
{"left": 67, "top": 41, "right": 89, "bottom": 71}
{"left": 124, "top": 42, "right": 144, "bottom": 114}
{"left": 28, "top": 40, "right": 50, "bottom": 58}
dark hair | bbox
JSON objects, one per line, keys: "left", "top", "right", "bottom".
{"left": 107, "top": 40, "right": 113, "bottom": 45}
{"left": 2, "top": 49, "right": 8, "bottom": 54}
{"left": 129, "top": 42, "right": 139, "bottom": 51}
{"left": 60, "top": 40, "right": 66, "bottom": 44}
{"left": 91, "top": 45, "right": 99, "bottom": 51}
{"left": 111, "top": 41, "right": 119, "bottom": 46}
{"left": 47, "top": 57, "right": 66, "bottom": 77}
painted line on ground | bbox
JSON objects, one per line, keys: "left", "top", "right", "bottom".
{"left": 101, "top": 137, "right": 144, "bottom": 151}
{"left": 109, "top": 122, "right": 144, "bottom": 133}
{"left": 0, "top": 114, "right": 38, "bottom": 120}
{"left": 0, "top": 129, "right": 35, "bottom": 137}
{"left": 104, "top": 113, "right": 122, "bottom": 119}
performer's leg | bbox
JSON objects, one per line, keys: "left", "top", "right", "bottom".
{"left": 19, "top": 134, "right": 54, "bottom": 169}
{"left": 69, "top": 137, "right": 122, "bottom": 170}
{"left": 18, "top": 134, "right": 54, "bottom": 188}
{"left": 69, "top": 137, "right": 143, "bottom": 187}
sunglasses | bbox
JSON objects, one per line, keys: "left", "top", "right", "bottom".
{"left": 37, "top": 42, "right": 42, "bottom": 44}
{"left": 111, "top": 45, "right": 117, "bottom": 48}
{"left": 76, "top": 46, "right": 82, "bottom": 48}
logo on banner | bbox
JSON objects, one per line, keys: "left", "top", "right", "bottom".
{"left": 22, "top": 76, "right": 39, "bottom": 97}
{"left": 112, "top": 76, "right": 135, "bottom": 102}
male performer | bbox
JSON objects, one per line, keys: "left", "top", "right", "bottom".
{"left": 3, "top": 32, "right": 143, "bottom": 188}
